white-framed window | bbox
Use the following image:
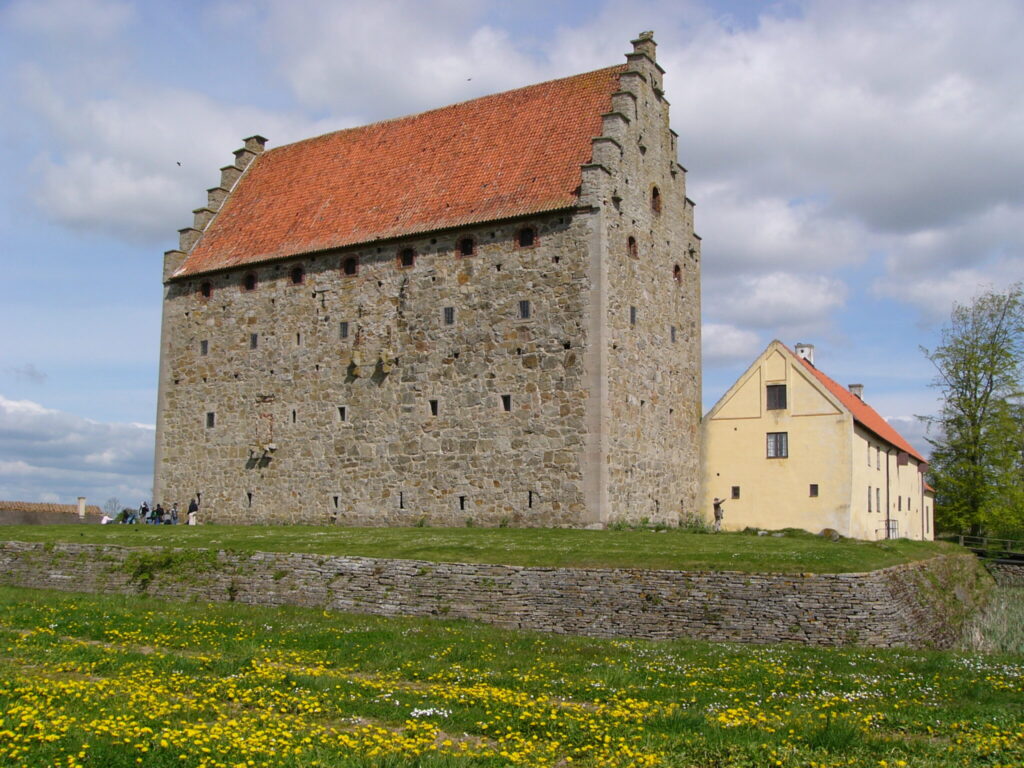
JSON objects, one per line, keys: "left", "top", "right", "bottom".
{"left": 766, "top": 432, "right": 788, "bottom": 458}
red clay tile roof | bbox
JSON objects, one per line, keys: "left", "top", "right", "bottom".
{"left": 174, "top": 65, "right": 625, "bottom": 278}
{"left": 797, "top": 356, "right": 927, "bottom": 464}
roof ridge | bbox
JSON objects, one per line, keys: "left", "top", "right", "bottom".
{"left": 264, "top": 64, "right": 628, "bottom": 156}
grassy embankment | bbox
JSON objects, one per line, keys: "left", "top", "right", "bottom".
{"left": 0, "top": 587, "right": 1020, "bottom": 768}
{"left": 0, "top": 524, "right": 958, "bottom": 573}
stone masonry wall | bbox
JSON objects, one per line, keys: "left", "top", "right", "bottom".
{"left": 985, "top": 560, "right": 1024, "bottom": 587}
{"left": 0, "top": 542, "right": 990, "bottom": 649}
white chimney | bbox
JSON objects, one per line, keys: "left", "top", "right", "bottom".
{"left": 795, "top": 343, "right": 814, "bottom": 365}
{"left": 849, "top": 383, "right": 864, "bottom": 399}
{"left": 77, "top": 496, "right": 86, "bottom": 518}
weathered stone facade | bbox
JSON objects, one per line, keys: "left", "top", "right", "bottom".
{"left": 153, "top": 34, "right": 701, "bottom": 526}
{"left": 0, "top": 542, "right": 991, "bottom": 648}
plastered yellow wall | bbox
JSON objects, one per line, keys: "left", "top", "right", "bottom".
{"left": 702, "top": 347, "right": 852, "bottom": 535}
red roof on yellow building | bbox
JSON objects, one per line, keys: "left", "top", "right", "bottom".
{"left": 174, "top": 65, "right": 625, "bottom": 278}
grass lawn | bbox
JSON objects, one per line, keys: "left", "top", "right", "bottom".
{"left": 0, "top": 524, "right": 958, "bottom": 573}
{"left": 0, "top": 587, "right": 1020, "bottom": 768}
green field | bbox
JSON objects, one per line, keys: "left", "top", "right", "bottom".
{"left": 0, "top": 524, "right": 957, "bottom": 573}
{"left": 0, "top": 587, "right": 1020, "bottom": 768}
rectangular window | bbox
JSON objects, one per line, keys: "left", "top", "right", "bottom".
{"left": 518, "top": 300, "right": 531, "bottom": 320}
{"left": 205, "top": 412, "right": 215, "bottom": 429}
{"left": 868, "top": 485, "right": 872, "bottom": 512}
{"left": 877, "top": 487, "right": 881, "bottom": 513}
{"left": 766, "top": 432, "right": 788, "bottom": 458}
{"left": 731, "top": 486, "right": 740, "bottom": 500}
{"left": 876, "top": 447, "right": 880, "bottom": 469}
{"left": 337, "top": 406, "right": 347, "bottom": 422}
{"left": 429, "top": 399, "right": 438, "bottom": 417}
{"left": 867, "top": 442, "right": 872, "bottom": 466}
{"left": 898, "top": 496, "right": 902, "bottom": 511}
{"left": 250, "top": 333, "right": 258, "bottom": 349}
{"left": 670, "top": 325, "right": 677, "bottom": 343}
{"left": 766, "top": 384, "right": 787, "bottom": 410}
{"left": 200, "top": 340, "right": 208, "bottom": 356}
{"left": 443, "top": 306, "right": 455, "bottom": 326}
{"left": 501, "top": 394, "right": 512, "bottom": 412}
{"left": 887, "top": 519, "right": 899, "bottom": 538}
{"left": 809, "top": 484, "right": 819, "bottom": 497}
{"left": 630, "top": 306, "right": 638, "bottom": 326}
{"left": 339, "top": 321, "right": 349, "bottom": 339}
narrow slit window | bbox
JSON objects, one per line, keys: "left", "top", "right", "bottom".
{"left": 528, "top": 490, "right": 534, "bottom": 508}
{"left": 868, "top": 486, "right": 872, "bottom": 512}
{"left": 399, "top": 491, "right": 405, "bottom": 509}
{"left": 459, "top": 495, "right": 467, "bottom": 511}
{"left": 205, "top": 412, "right": 215, "bottom": 429}
{"left": 250, "top": 333, "right": 258, "bottom": 349}
{"left": 338, "top": 406, "right": 347, "bottom": 422}
{"left": 673, "top": 264, "right": 681, "bottom": 282}
{"left": 246, "top": 492, "right": 253, "bottom": 508}
{"left": 670, "top": 325, "right": 677, "bottom": 343}
{"left": 651, "top": 186, "right": 662, "bottom": 214}
{"left": 501, "top": 394, "right": 512, "bottom": 412}
{"left": 200, "top": 340, "right": 208, "bottom": 356}
{"left": 296, "top": 332, "right": 301, "bottom": 346}
{"left": 332, "top": 495, "right": 339, "bottom": 509}
{"left": 627, "top": 236, "right": 638, "bottom": 259}
{"left": 290, "top": 266, "right": 304, "bottom": 284}
{"left": 518, "top": 227, "right": 535, "bottom": 247}
{"left": 343, "top": 257, "right": 358, "bottom": 276}
{"left": 443, "top": 306, "right": 455, "bottom": 326}
{"left": 630, "top": 306, "right": 637, "bottom": 326}
{"left": 458, "top": 237, "right": 475, "bottom": 257}
{"left": 398, "top": 248, "right": 415, "bottom": 268}
{"left": 429, "top": 399, "right": 438, "bottom": 417}
{"left": 291, "top": 409, "right": 297, "bottom": 423}
{"left": 339, "top": 321, "right": 349, "bottom": 339}
{"left": 519, "top": 300, "right": 531, "bottom": 319}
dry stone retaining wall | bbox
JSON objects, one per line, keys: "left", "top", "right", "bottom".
{"left": 0, "top": 542, "right": 989, "bottom": 649}
{"left": 985, "top": 560, "right": 1024, "bottom": 587}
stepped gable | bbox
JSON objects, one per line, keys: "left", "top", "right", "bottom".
{"left": 797, "top": 356, "right": 926, "bottom": 463}
{"left": 173, "top": 65, "right": 626, "bottom": 279}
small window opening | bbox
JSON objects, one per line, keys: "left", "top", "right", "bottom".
{"left": 291, "top": 409, "right": 297, "bottom": 423}
{"left": 246, "top": 492, "right": 253, "bottom": 508}
{"left": 627, "top": 236, "right": 638, "bottom": 259}
{"left": 250, "top": 333, "right": 258, "bottom": 349}
{"left": 731, "top": 486, "right": 740, "bottom": 499}
{"left": 398, "top": 248, "right": 415, "bottom": 268}
{"left": 563, "top": 340, "right": 571, "bottom": 349}
{"left": 670, "top": 325, "right": 677, "bottom": 343}
{"left": 458, "top": 237, "right": 475, "bottom": 257}
{"left": 528, "top": 490, "right": 534, "bottom": 509}
{"left": 519, "top": 299, "right": 531, "bottom": 319}
{"left": 630, "top": 306, "right": 637, "bottom": 326}
{"left": 810, "top": 484, "right": 819, "bottom": 497}
{"left": 296, "top": 332, "right": 301, "bottom": 346}
{"left": 343, "top": 257, "right": 358, "bottom": 276}
{"left": 399, "top": 491, "right": 405, "bottom": 510}
{"left": 518, "top": 227, "right": 535, "bottom": 247}
{"left": 673, "top": 264, "right": 681, "bottom": 282}
{"left": 501, "top": 394, "right": 512, "bottom": 412}
{"left": 332, "top": 495, "right": 339, "bottom": 509}
{"left": 552, "top": 255, "right": 560, "bottom": 264}
{"left": 651, "top": 186, "right": 662, "bottom": 214}
{"left": 767, "top": 431, "right": 789, "bottom": 458}
{"left": 205, "top": 412, "right": 215, "bottom": 429}
{"left": 243, "top": 273, "right": 257, "bottom": 291}
{"left": 766, "top": 384, "right": 787, "bottom": 410}
{"left": 290, "top": 266, "right": 304, "bottom": 284}
{"left": 459, "top": 495, "right": 467, "bottom": 511}
{"left": 496, "top": 263, "right": 502, "bottom": 272}
{"left": 339, "top": 321, "right": 349, "bottom": 339}
{"left": 338, "top": 406, "right": 347, "bottom": 422}
{"left": 443, "top": 306, "right": 455, "bottom": 326}
{"left": 429, "top": 399, "right": 438, "bottom": 417}
{"left": 200, "top": 281, "right": 212, "bottom": 298}
{"left": 200, "top": 340, "right": 208, "bottom": 356}
{"left": 898, "top": 496, "right": 902, "bottom": 511}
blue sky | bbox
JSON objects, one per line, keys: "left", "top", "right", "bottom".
{"left": 1, "top": 0, "right": 1022, "bottom": 507}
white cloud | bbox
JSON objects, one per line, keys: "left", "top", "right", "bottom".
{"left": 705, "top": 271, "right": 846, "bottom": 334}
{"left": 0, "top": 394, "right": 153, "bottom": 505}
{"left": 2, "top": 0, "right": 133, "bottom": 40}
{"left": 702, "top": 323, "right": 761, "bottom": 365}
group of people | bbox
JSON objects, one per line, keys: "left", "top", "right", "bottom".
{"left": 110, "top": 498, "right": 200, "bottom": 525}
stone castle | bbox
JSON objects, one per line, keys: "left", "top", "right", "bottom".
{"left": 153, "top": 32, "right": 702, "bottom": 526}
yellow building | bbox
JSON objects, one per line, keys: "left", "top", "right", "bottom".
{"left": 702, "top": 341, "right": 933, "bottom": 540}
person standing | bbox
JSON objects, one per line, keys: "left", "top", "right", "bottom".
{"left": 187, "top": 497, "right": 198, "bottom": 526}
{"left": 170, "top": 502, "right": 179, "bottom": 525}
{"left": 712, "top": 498, "right": 725, "bottom": 532}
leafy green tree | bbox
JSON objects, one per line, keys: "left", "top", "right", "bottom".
{"left": 923, "top": 285, "right": 1024, "bottom": 536}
